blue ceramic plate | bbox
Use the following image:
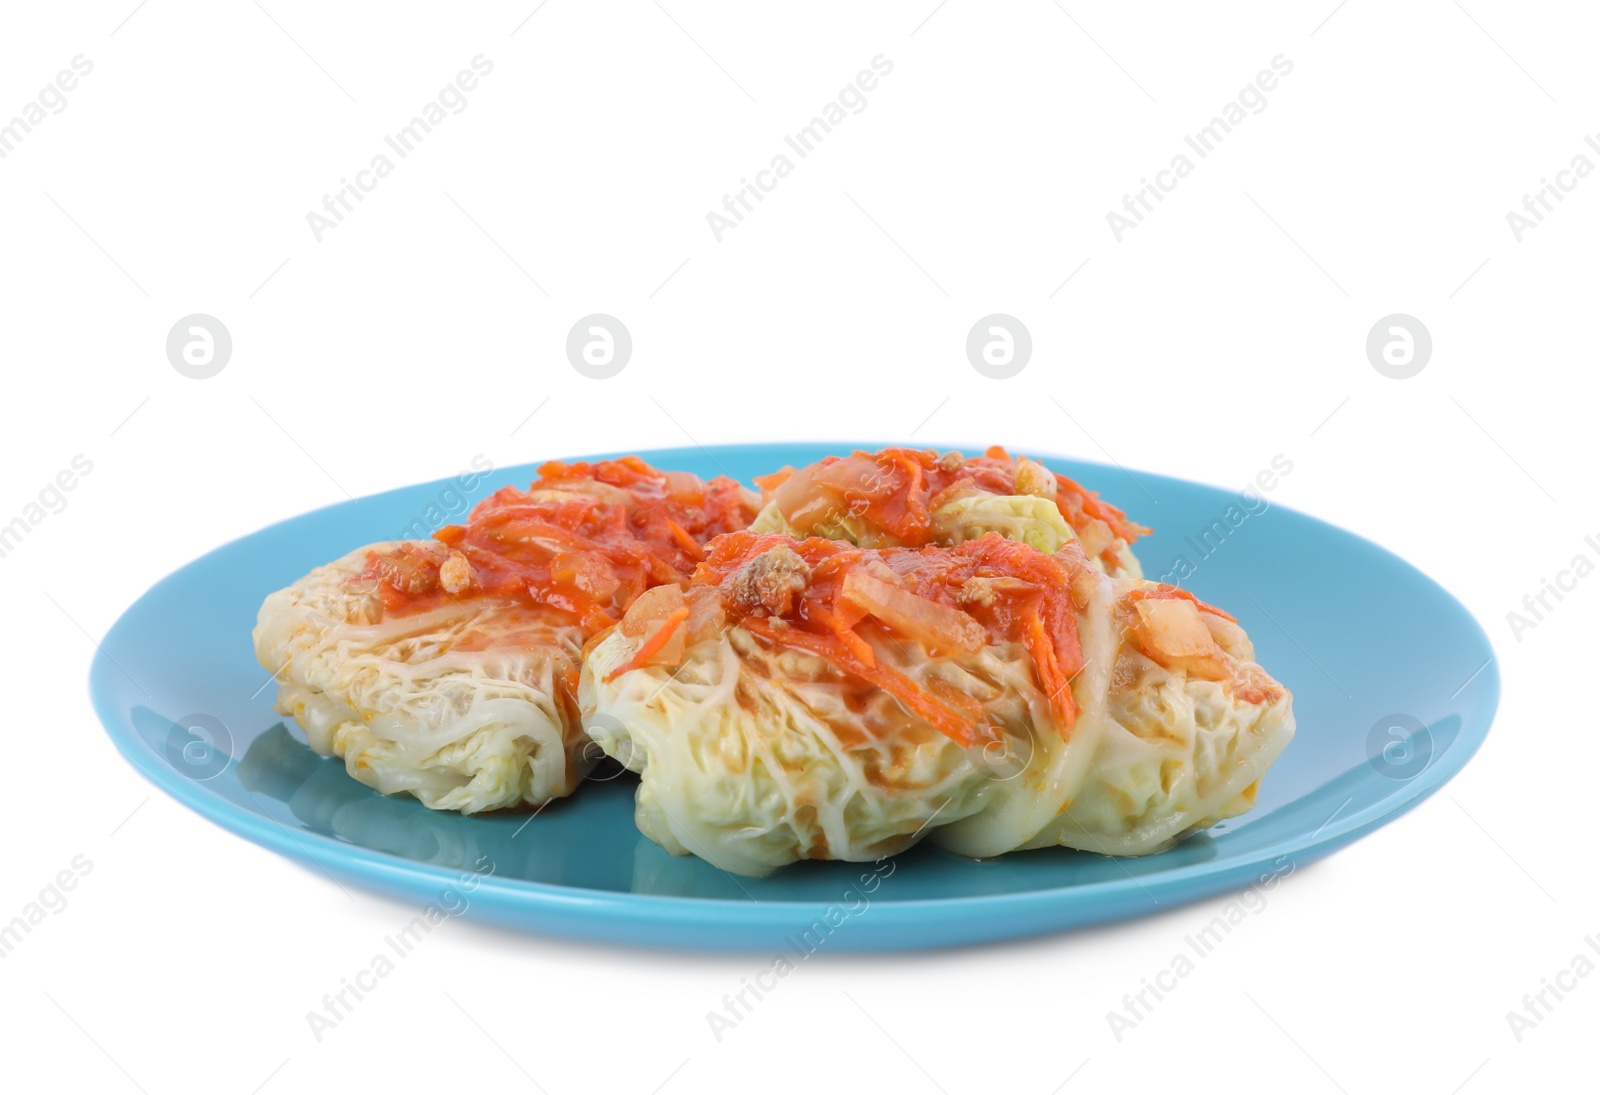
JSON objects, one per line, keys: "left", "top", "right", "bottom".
{"left": 90, "top": 444, "right": 1498, "bottom": 951}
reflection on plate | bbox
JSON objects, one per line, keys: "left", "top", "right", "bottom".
{"left": 92, "top": 444, "right": 1498, "bottom": 950}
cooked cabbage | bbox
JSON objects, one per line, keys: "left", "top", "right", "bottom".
{"left": 251, "top": 456, "right": 759, "bottom": 816}
{"left": 933, "top": 578, "right": 1293, "bottom": 857}
{"left": 254, "top": 543, "right": 593, "bottom": 813}
{"left": 581, "top": 615, "right": 1015, "bottom": 877}
{"left": 931, "top": 491, "right": 1076, "bottom": 553}
{"left": 752, "top": 447, "right": 1146, "bottom": 576}
{"left": 582, "top": 532, "right": 1292, "bottom": 873}
{"left": 577, "top": 535, "right": 1080, "bottom": 876}
{"left": 749, "top": 500, "right": 880, "bottom": 547}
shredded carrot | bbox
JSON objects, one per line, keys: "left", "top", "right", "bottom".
{"left": 1024, "top": 611, "right": 1076, "bottom": 734}
{"left": 699, "top": 530, "right": 1092, "bottom": 747}
{"left": 605, "top": 608, "right": 689, "bottom": 682}
{"left": 665, "top": 520, "right": 705, "bottom": 560}
{"left": 743, "top": 617, "right": 978, "bottom": 746}
{"left": 808, "top": 601, "right": 875, "bottom": 667}
{"left": 893, "top": 449, "right": 928, "bottom": 536}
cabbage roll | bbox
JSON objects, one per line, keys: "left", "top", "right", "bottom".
{"left": 582, "top": 531, "right": 1089, "bottom": 875}
{"left": 253, "top": 458, "right": 758, "bottom": 813}
{"left": 582, "top": 530, "right": 1291, "bottom": 874}
{"left": 932, "top": 573, "right": 1295, "bottom": 858}
{"left": 750, "top": 445, "right": 1147, "bottom": 576}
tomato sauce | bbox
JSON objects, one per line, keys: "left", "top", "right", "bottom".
{"left": 356, "top": 457, "right": 757, "bottom": 629}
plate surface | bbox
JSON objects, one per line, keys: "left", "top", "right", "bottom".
{"left": 90, "top": 443, "right": 1499, "bottom": 951}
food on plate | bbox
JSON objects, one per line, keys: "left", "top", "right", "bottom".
{"left": 579, "top": 531, "right": 1071, "bottom": 875}
{"left": 581, "top": 528, "right": 1293, "bottom": 875}
{"left": 750, "top": 445, "right": 1148, "bottom": 576}
{"left": 252, "top": 444, "right": 1291, "bottom": 879}
{"left": 252, "top": 458, "right": 758, "bottom": 813}
{"left": 931, "top": 566, "right": 1295, "bottom": 860}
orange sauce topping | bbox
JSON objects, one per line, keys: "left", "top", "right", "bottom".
{"left": 356, "top": 457, "right": 756, "bottom": 629}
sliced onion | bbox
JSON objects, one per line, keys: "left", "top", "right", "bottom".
{"left": 620, "top": 583, "right": 687, "bottom": 639}
{"left": 840, "top": 570, "right": 988, "bottom": 655}
{"left": 1130, "top": 597, "right": 1231, "bottom": 681}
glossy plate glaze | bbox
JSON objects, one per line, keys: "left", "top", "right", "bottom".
{"left": 90, "top": 444, "right": 1498, "bottom": 951}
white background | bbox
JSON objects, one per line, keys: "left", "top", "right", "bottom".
{"left": 0, "top": 2, "right": 1592, "bottom": 1092}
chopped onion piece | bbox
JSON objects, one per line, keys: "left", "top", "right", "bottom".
{"left": 840, "top": 571, "right": 988, "bottom": 655}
